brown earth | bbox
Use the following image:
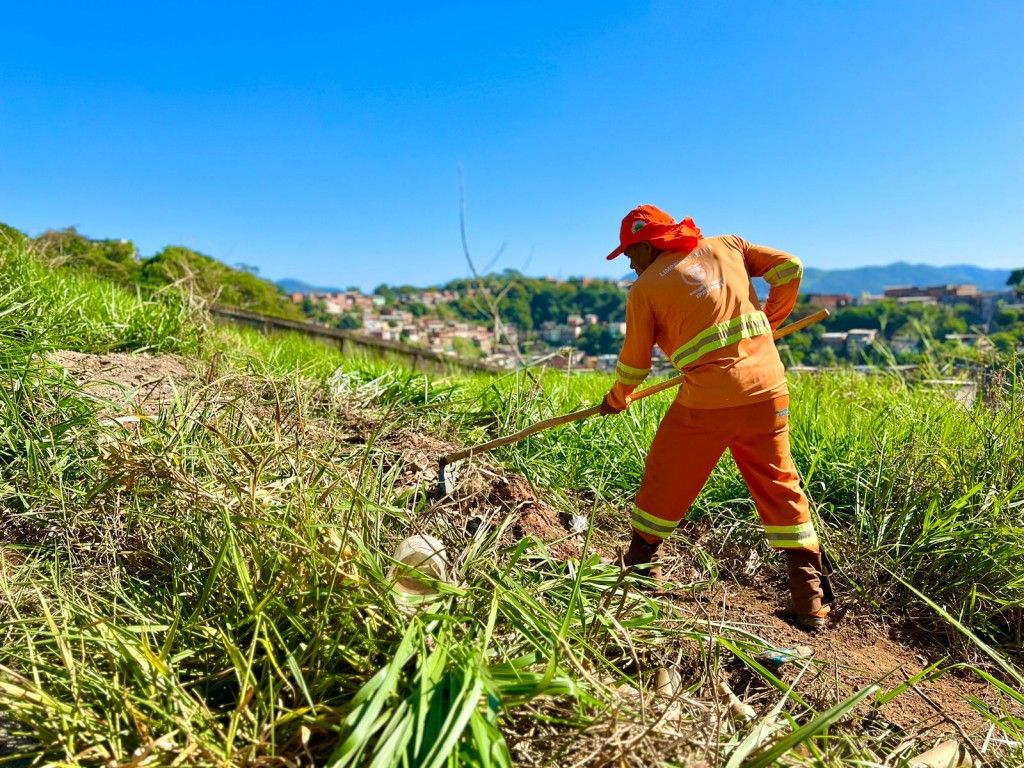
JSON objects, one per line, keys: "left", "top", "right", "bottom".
{"left": 51, "top": 350, "right": 193, "bottom": 416}
{"left": 671, "top": 578, "right": 994, "bottom": 736}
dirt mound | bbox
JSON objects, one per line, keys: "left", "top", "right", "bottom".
{"left": 371, "top": 426, "right": 585, "bottom": 560}
{"left": 51, "top": 350, "right": 192, "bottom": 416}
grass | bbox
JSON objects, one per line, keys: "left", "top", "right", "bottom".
{"left": 0, "top": 234, "right": 202, "bottom": 358}
{"left": 2, "top": 236, "right": 1023, "bottom": 766}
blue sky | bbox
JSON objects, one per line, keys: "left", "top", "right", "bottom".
{"left": 2, "top": 1, "right": 1022, "bottom": 289}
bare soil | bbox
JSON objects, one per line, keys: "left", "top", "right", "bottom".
{"left": 672, "top": 579, "right": 994, "bottom": 735}
{"left": 51, "top": 350, "right": 192, "bottom": 416}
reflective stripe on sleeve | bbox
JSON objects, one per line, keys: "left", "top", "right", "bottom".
{"left": 764, "top": 521, "right": 819, "bottom": 550}
{"left": 631, "top": 505, "right": 678, "bottom": 540}
{"left": 670, "top": 311, "right": 772, "bottom": 370}
{"left": 615, "top": 360, "right": 651, "bottom": 386}
{"left": 764, "top": 258, "right": 803, "bottom": 287}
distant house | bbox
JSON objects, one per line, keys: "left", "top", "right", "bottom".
{"left": 945, "top": 333, "right": 993, "bottom": 350}
{"left": 561, "top": 325, "right": 583, "bottom": 342}
{"left": 545, "top": 350, "right": 581, "bottom": 369}
{"left": 805, "top": 293, "right": 853, "bottom": 311}
{"left": 884, "top": 284, "right": 980, "bottom": 304}
{"left": 820, "top": 332, "right": 848, "bottom": 349}
{"left": 846, "top": 328, "right": 878, "bottom": 353}
{"left": 889, "top": 336, "right": 919, "bottom": 354}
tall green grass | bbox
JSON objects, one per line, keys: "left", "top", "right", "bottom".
{"left": 0, "top": 234, "right": 202, "bottom": 357}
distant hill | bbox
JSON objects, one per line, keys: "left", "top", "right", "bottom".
{"left": 276, "top": 278, "right": 343, "bottom": 294}
{"left": 800, "top": 262, "right": 1012, "bottom": 295}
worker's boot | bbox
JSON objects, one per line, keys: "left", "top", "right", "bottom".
{"left": 622, "top": 530, "right": 664, "bottom": 584}
{"left": 785, "top": 549, "right": 832, "bottom": 631}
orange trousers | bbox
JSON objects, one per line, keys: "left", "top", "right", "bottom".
{"left": 631, "top": 395, "right": 819, "bottom": 552}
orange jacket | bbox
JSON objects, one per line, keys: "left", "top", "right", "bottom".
{"left": 606, "top": 235, "right": 802, "bottom": 410}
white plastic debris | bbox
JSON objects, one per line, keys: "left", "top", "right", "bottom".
{"left": 910, "top": 739, "right": 973, "bottom": 768}
{"left": 390, "top": 534, "right": 448, "bottom": 597}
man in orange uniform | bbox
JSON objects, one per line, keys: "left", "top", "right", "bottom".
{"left": 599, "top": 204, "right": 832, "bottom": 630}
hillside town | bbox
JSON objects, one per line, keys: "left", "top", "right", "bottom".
{"left": 290, "top": 278, "right": 634, "bottom": 370}
{"left": 291, "top": 277, "right": 1023, "bottom": 370}
{"left": 801, "top": 283, "right": 1019, "bottom": 359}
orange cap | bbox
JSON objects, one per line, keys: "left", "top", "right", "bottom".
{"left": 606, "top": 204, "right": 702, "bottom": 260}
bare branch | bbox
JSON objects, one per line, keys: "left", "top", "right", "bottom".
{"left": 458, "top": 166, "right": 535, "bottom": 377}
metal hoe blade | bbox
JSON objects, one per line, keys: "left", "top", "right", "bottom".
{"left": 435, "top": 459, "right": 458, "bottom": 498}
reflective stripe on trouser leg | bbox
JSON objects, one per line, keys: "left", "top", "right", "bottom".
{"left": 727, "top": 395, "right": 820, "bottom": 552}
{"left": 765, "top": 522, "right": 819, "bottom": 550}
{"left": 633, "top": 401, "right": 730, "bottom": 540}
{"left": 631, "top": 505, "right": 678, "bottom": 540}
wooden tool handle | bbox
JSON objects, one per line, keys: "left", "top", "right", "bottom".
{"left": 627, "top": 308, "right": 830, "bottom": 404}
{"left": 442, "top": 405, "right": 602, "bottom": 464}
{"left": 440, "top": 308, "right": 829, "bottom": 464}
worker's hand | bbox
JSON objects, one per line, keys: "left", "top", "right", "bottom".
{"left": 598, "top": 394, "right": 625, "bottom": 416}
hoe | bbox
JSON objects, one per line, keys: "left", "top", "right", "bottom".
{"left": 436, "top": 308, "right": 830, "bottom": 496}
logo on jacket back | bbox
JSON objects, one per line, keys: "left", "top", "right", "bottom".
{"left": 662, "top": 244, "right": 723, "bottom": 298}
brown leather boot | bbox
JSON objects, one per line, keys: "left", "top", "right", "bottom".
{"left": 785, "top": 549, "right": 832, "bottom": 631}
{"left": 622, "top": 530, "right": 663, "bottom": 583}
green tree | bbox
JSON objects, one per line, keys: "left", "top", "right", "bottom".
{"left": 34, "top": 228, "right": 142, "bottom": 284}
{"left": 1008, "top": 268, "right": 1024, "bottom": 295}
{"left": 336, "top": 312, "right": 363, "bottom": 330}
{"left": 141, "top": 246, "right": 303, "bottom": 319}
{"left": 577, "top": 324, "right": 618, "bottom": 355}
{"left": 451, "top": 336, "right": 483, "bottom": 359}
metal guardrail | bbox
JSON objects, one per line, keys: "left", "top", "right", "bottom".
{"left": 209, "top": 305, "right": 502, "bottom": 374}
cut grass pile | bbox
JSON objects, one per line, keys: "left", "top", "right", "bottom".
{"left": 2, "top": 237, "right": 1024, "bottom": 766}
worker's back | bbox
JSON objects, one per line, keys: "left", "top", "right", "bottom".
{"left": 614, "top": 234, "right": 801, "bottom": 409}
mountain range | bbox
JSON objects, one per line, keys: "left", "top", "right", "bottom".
{"left": 276, "top": 277, "right": 344, "bottom": 294}
{"left": 799, "top": 262, "right": 1011, "bottom": 295}
{"left": 277, "top": 262, "right": 1014, "bottom": 297}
